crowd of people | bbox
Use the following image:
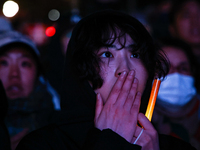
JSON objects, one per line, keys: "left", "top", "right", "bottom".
{"left": 0, "top": 0, "right": 200, "bottom": 149}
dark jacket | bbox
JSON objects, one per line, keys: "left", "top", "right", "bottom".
{"left": 16, "top": 109, "right": 196, "bottom": 150}
{"left": 0, "top": 80, "right": 11, "bottom": 150}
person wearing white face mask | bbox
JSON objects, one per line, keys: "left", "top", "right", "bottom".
{"left": 152, "top": 38, "right": 200, "bottom": 150}
{"left": 158, "top": 73, "right": 197, "bottom": 112}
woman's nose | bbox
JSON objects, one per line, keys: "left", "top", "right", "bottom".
{"left": 115, "top": 60, "right": 131, "bottom": 77}
{"left": 9, "top": 65, "right": 20, "bottom": 79}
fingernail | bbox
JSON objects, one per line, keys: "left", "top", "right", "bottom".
{"left": 121, "top": 71, "right": 127, "bottom": 78}
{"left": 129, "top": 70, "right": 135, "bottom": 76}
{"left": 134, "top": 78, "right": 137, "bottom": 83}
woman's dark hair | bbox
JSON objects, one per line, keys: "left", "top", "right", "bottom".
{"left": 67, "top": 10, "right": 169, "bottom": 90}
{"left": 0, "top": 42, "right": 43, "bottom": 78}
{"left": 169, "top": 0, "right": 200, "bottom": 25}
{"left": 156, "top": 37, "right": 200, "bottom": 90}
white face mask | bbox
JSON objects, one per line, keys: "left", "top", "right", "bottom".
{"left": 157, "top": 73, "right": 196, "bottom": 112}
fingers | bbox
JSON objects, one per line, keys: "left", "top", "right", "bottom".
{"left": 137, "top": 113, "right": 159, "bottom": 145}
{"left": 106, "top": 71, "right": 127, "bottom": 104}
{"left": 94, "top": 70, "right": 144, "bottom": 143}
{"left": 115, "top": 70, "right": 135, "bottom": 106}
{"left": 133, "top": 128, "right": 144, "bottom": 144}
{"left": 123, "top": 78, "right": 138, "bottom": 110}
{"left": 132, "top": 114, "right": 160, "bottom": 150}
{"left": 130, "top": 91, "right": 141, "bottom": 115}
{"left": 133, "top": 126, "right": 144, "bottom": 140}
{"left": 95, "top": 93, "right": 103, "bottom": 123}
{"left": 131, "top": 113, "right": 153, "bottom": 143}
{"left": 137, "top": 113, "right": 155, "bottom": 130}
{"left": 106, "top": 70, "right": 138, "bottom": 107}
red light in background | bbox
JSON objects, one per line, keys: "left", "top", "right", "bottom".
{"left": 45, "top": 26, "right": 56, "bottom": 37}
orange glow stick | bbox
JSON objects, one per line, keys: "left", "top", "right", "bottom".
{"left": 145, "top": 78, "right": 161, "bottom": 121}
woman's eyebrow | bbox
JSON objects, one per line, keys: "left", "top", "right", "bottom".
{"left": 126, "top": 44, "right": 135, "bottom": 48}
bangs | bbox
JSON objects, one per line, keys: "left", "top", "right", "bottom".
{"left": 92, "top": 22, "right": 143, "bottom": 54}
{"left": 100, "top": 25, "right": 127, "bottom": 50}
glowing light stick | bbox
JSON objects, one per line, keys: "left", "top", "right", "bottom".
{"left": 145, "top": 78, "right": 161, "bottom": 121}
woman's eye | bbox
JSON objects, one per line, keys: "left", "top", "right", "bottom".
{"left": 131, "top": 53, "right": 140, "bottom": 58}
{"left": 0, "top": 60, "right": 8, "bottom": 66}
{"left": 21, "top": 61, "right": 32, "bottom": 68}
{"left": 101, "top": 51, "right": 113, "bottom": 58}
{"left": 178, "top": 66, "right": 191, "bottom": 74}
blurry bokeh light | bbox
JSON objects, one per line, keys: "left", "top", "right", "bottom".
{"left": 45, "top": 26, "right": 56, "bottom": 37}
{"left": 3, "top": 0, "right": 19, "bottom": 17}
{"left": 28, "top": 23, "right": 49, "bottom": 46}
{"left": 48, "top": 9, "right": 60, "bottom": 21}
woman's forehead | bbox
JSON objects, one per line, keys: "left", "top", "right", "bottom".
{"left": 0, "top": 48, "right": 36, "bottom": 62}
